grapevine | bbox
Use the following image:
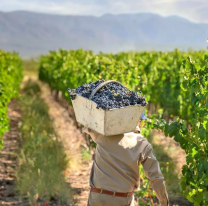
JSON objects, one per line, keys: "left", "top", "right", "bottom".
{"left": 0, "top": 50, "right": 23, "bottom": 150}
{"left": 39, "top": 49, "right": 208, "bottom": 205}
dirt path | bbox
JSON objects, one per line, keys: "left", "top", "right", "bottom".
{"left": 0, "top": 100, "right": 29, "bottom": 206}
{"left": 40, "top": 82, "right": 93, "bottom": 206}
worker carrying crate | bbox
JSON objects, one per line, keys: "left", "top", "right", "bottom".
{"left": 69, "top": 80, "right": 169, "bottom": 206}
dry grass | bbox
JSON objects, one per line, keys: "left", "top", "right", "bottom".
{"left": 22, "top": 58, "right": 39, "bottom": 77}
{"left": 16, "top": 79, "right": 73, "bottom": 205}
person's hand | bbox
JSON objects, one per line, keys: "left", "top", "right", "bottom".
{"left": 83, "top": 127, "right": 88, "bottom": 133}
{"left": 83, "top": 127, "right": 99, "bottom": 143}
{"left": 137, "top": 120, "right": 141, "bottom": 127}
{"left": 138, "top": 120, "right": 146, "bottom": 129}
{"left": 83, "top": 127, "right": 91, "bottom": 135}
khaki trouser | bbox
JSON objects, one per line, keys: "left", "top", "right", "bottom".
{"left": 87, "top": 192, "right": 135, "bottom": 206}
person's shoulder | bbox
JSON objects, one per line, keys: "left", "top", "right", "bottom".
{"left": 124, "top": 131, "right": 150, "bottom": 146}
{"left": 135, "top": 134, "right": 154, "bottom": 156}
{"left": 136, "top": 133, "right": 151, "bottom": 146}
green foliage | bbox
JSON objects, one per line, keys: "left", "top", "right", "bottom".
{"left": 148, "top": 133, "right": 180, "bottom": 194}
{"left": 16, "top": 80, "right": 72, "bottom": 205}
{"left": 0, "top": 50, "right": 23, "bottom": 150}
{"left": 139, "top": 123, "right": 180, "bottom": 204}
{"left": 39, "top": 49, "right": 208, "bottom": 205}
{"left": 135, "top": 165, "right": 156, "bottom": 206}
{"left": 81, "top": 148, "right": 91, "bottom": 161}
{"left": 39, "top": 49, "right": 205, "bottom": 121}
{"left": 145, "top": 54, "right": 208, "bottom": 206}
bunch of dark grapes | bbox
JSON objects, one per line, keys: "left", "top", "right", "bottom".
{"left": 69, "top": 80, "right": 147, "bottom": 110}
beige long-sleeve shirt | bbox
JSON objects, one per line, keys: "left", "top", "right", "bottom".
{"left": 86, "top": 126, "right": 169, "bottom": 206}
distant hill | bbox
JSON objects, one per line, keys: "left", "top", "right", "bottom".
{"left": 0, "top": 11, "right": 207, "bottom": 57}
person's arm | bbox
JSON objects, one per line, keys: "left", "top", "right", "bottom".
{"left": 140, "top": 144, "right": 169, "bottom": 206}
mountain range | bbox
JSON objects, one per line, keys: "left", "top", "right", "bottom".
{"left": 0, "top": 11, "right": 207, "bottom": 57}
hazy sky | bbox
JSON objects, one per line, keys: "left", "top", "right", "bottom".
{"left": 1, "top": 0, "right": 208, "bottom": 23}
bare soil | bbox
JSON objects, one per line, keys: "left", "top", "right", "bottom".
{"left": 0, "top": 99, "right": 29, "bottom": 206}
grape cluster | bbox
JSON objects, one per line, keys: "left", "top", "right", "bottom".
{"left": 69, "top": 80, "right": 147, "bottom": 110}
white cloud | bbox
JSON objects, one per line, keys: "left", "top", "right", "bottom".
{"left": 0, "top": 0, "right": 208, "bottom": 23}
